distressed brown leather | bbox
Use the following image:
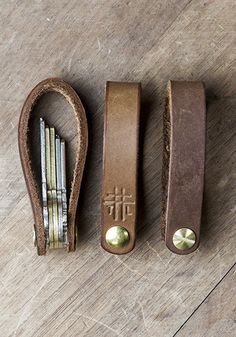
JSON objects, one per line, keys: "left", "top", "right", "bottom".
{"left": 161, "top": 80, "right": 206, "bottom": 255}
{"left": 18, "top": 78, "right": 88, "bottom": 255}
{"left": 101, "top": 81, "right": 141, "bottom": 254}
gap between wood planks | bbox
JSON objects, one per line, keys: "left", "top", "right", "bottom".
{"left": 172, "top": 261, "right": 236, "bottom": 337}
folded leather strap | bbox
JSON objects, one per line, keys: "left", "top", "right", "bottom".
{"left": 161, "top": 80, "right": 206, "bottom": 255}
{"left": 101, "top": 81, "right": 141, "bottom": 254}
{"left": 18, "top": 78, "right": 88, "bottom": 255}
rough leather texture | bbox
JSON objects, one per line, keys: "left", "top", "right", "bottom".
{"left": 18, "top": 78, "right": 88, "bottom": 255}
{"left": 101, "top": 81, "right": 141, "bottom": 254}
{"left": 161, "top": 80, "right": 206, "bottom": 255}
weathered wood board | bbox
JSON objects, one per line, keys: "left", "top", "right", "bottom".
{"left": 0, "top": 1, "right": 235, "bottom": 336}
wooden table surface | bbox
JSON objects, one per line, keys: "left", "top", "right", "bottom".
{"left": 0, "top": 1, "right": 235, "bottom": 336}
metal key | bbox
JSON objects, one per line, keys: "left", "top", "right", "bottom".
{"left": 40, "top": 119, "right": 68, "bottom": 250}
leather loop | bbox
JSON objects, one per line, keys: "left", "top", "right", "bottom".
{"left": 18, "top": 78, "right": 88, "bottom": 255}
{"left": 101, "top": 81, "right": 141, "bottom": 254}
{"left": 161, "top": 80, "right": 206, "bottom": 255}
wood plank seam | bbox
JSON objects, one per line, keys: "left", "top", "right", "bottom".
{"left": 172, "top": 262, "right": 236, "bottom": 337}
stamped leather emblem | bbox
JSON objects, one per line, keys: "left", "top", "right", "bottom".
{"left": 103, "top": 187, "right": 135, "bottom": 222}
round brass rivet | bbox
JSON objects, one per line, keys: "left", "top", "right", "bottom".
{"left": 105, "top": 226, "right": 130, "bottom": 248}
{"left": 172, "top": 228, "right": 196, "bottom": 250}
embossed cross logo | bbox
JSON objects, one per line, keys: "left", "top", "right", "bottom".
{"left": 104, "top": 187, "right": 135, "bottom": 222}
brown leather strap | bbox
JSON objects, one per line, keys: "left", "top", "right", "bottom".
{"left": 101, "top": 81, "right": 141, "bottom": 254}
{"left": 161, "top": 80, "right": 206, "bottom": 255}
{"left": 18, "top": 78, "right": 88, "bottom": 255}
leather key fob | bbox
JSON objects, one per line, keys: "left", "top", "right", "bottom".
{"left": 101, "top": 81, "right": 141, "bottom": 254}
{"left": 161, "top": 80, "right": 206, "bottom": 255}
{"left": 18, "top": 78, "right": 88, "bottom": 255}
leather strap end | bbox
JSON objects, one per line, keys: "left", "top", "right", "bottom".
{"left": 161, "top": 80, "right": 206, "bottom": 255}
{"left": 101, "top": 81, "right": 141, "bottom": 254}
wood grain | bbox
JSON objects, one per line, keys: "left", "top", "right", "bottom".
{"left": 0, "top": 1, "right": 235, "bottom": 336}
{"left": 175, "top": 264, "right": 236, "bottom": 337}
